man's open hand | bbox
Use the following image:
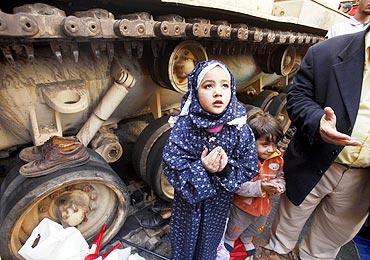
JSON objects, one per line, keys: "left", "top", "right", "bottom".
{"left": 319, "top": 107, "right": 361, "bottom": 146}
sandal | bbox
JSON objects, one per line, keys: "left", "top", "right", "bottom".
{"left": 259, "top": 247, "right": 300, "bottom": 260}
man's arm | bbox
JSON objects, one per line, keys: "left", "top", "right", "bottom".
{"left": 287, "top": 47, "right": 325, "bottom": 145}
{"left": 288, "top": 47, "right": 361, "bottom": 146}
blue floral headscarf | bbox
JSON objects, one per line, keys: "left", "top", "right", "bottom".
{"left": 169, "top": 60, "right": 247, "bottom": 129}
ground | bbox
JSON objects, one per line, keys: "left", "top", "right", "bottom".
{"left": 104, "top": 195, "right": 360, "bottom": 260}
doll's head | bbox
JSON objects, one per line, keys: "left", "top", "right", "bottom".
{"left": 247, "top": 108, "right": 283, "bottom": 160}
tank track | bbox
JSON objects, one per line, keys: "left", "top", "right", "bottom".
{"left": 0, "top": 3, "right": 324, "bottom": 65}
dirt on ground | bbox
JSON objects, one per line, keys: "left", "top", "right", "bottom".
{"left": 114, "top": 194, "right": 359, "bottom": 260}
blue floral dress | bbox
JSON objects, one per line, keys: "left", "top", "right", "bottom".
{"left": 163, "top": 60, "right": 258, "bottom": 260}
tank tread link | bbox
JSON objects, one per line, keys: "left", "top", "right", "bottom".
{"left": 0, "top": 3, "right": 323, "bottom": 66}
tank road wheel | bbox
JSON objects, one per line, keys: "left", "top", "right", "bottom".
{"left": 270, "top": 45, "right": 296, "bottom": 76}
{"left": 251, "top": 90, "right": 279, "bottom": 111}
{"left": 132, "top": 116, "right": 174, "bottom": 201}
{"left": 267, "top": 93, "right": 291, "bottom": 133}
{"left": 167, "top": 40, "right": 208, "bottom": 93}
{"left": 0, "top": 150, "right": 130, "bottom": 260}
{"left": 256, "top": 46, "right": 296, "bottom": 76}
{"left": 152, "top": 41, "right": 208, "bottom": 93}
{"left": 147, "top": 130, "right": 173, "bottom": 201}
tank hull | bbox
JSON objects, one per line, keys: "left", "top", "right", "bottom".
{"left": 0, "top": 1, "right": 350, "bottom": 259}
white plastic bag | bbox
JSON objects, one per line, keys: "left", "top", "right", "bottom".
{"left": 103, "top": 247, "right": 131, "bottom": 260}
{"left": 103, "top": 247, "right": 146, "bottom": 260}
{"left": 18, "top": 218, "right": 89, "bottom": 260}
{"left": 128, "top": 253, "right": 146, "bottom": 260}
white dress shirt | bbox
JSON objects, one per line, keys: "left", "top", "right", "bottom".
{"left": 326, "top": 17, "right": 368, "bottom": 38}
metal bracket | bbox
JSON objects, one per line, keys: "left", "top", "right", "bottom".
{"left": 149, "top": 90, "right": 162, "bottom": 119}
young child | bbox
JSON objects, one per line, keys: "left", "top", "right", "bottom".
{"left": 163, "top": 60, "right": 258, "bottom": 260}
{"left": 218, "top": 108, "right": 286, "bottom": 260}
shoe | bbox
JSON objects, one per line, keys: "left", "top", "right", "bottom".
{"left": 244, "top": 242, "right": 256, "bottom": 257}
{"left": 287, "top": 251, "right": 300, "bottom": 260}
{"left": 160, "top": 208, "right": 172, "bottom": 219}
{"left": 19, "top": 136, "right": 80, "bottom": 162}
{"left": 259, "top": 247, "right": 282, "bottom": 260}
{"left": 151, "top": 201, "right": 172, "bottom": 213}
{"left": 138, "top": 212, "right": 169, "bottom": 229}
{"left": 259, "top": 247, "right": 298, "bottom": 260}
{"left": 216, "top": 242, "right": 230, "bottom": 260}
{"left": 19, "top": 146, "right": 43, "bottom": 162}
{"left": 19, "top": 142, "right": 89, "bottom": 177}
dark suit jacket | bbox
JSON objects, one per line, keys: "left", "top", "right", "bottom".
{"left": 285, "top": 29, "right": 366, "bottom": 206}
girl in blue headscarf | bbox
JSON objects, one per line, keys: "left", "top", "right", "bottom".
{"left": 163, "top": 60, "right": 258, "bottom": 260}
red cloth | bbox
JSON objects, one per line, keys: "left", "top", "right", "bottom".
{"left": 205, "top": 124, "right": 224, "bottom": 133}
{"left": 348, "top": 6, "right": 358, "bottom": 16}
{"left": 230, "top": 238, "right": 248, "bottom": 260}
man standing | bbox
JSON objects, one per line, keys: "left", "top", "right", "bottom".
{"left": 327, "top": 0, "right": 370, "bottom": 38}
{"left": 263, "top": 27, "right": 370, "bottom": 259}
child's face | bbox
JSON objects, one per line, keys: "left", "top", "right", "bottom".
{"left": 256, "top": 138, "right": 278, "bottom": 160}
{"left": 197, "top": 66, "right": 231, "bottom": 115}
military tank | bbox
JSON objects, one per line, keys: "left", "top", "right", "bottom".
{"left": 0, "top": 0, "right": 346, "bottom": 258}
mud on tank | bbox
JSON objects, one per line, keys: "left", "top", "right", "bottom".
{"left": 0, "top": 0, "right": 346, "bottom": 258}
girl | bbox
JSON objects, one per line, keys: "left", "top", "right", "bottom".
{"left": 163, "top": 60, "right": 258, "bottom": 260}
